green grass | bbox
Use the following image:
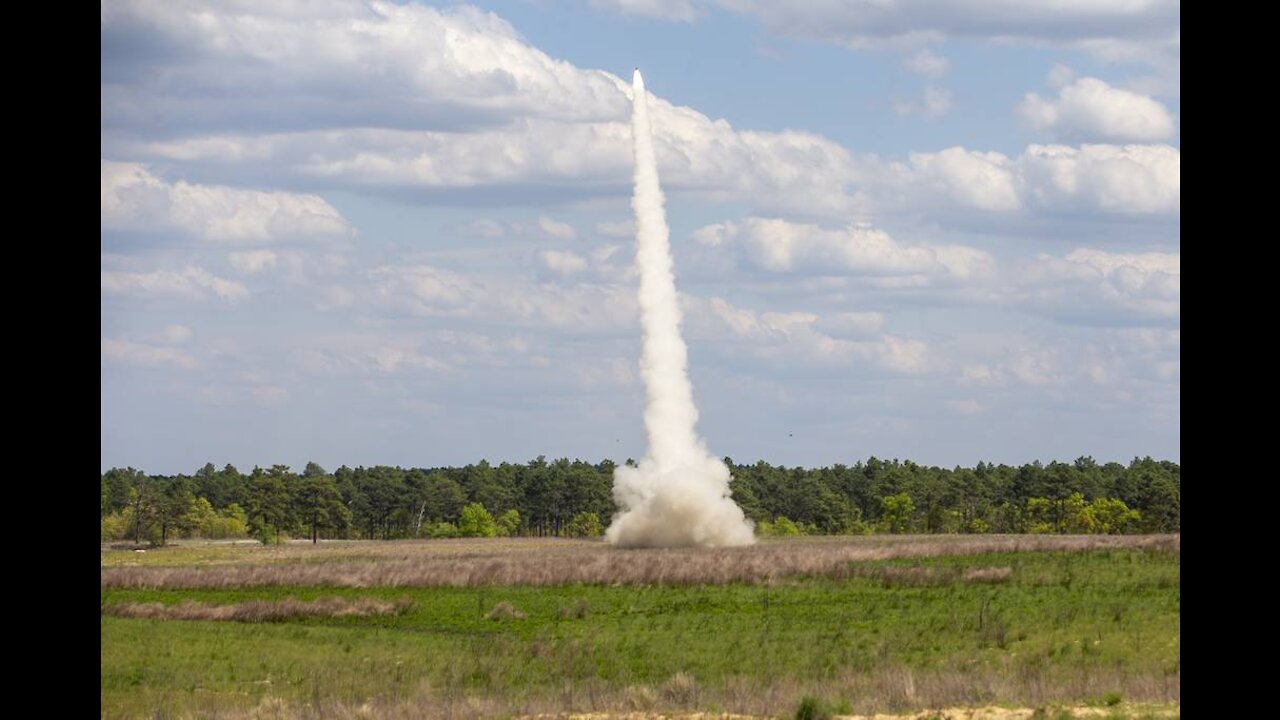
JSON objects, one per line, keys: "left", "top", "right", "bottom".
{"left": 101, "top": 549, "right": 1179, "bottom": 718}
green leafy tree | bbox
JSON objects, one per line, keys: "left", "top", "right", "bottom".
{"left": 566, "top": 512, "right": 603, "bottom": 537}
{"left": 248, "top": 466, "right": 295, "bottom": 544}
{"left": 458, "top": 503, "right": 497, "bottom": 537}
{"left": 879, "top": 493, "right": 916, "bottom": 534}
{"left": 771, "top": 516, "right": 802, "bottom": 536}
{"left": 296, "top": 473, "right": 351, "bottom": 543}
{"left": 183, "top": 497, "right": 219, "bottom": 538}
{"left": 1025, "top": 497, "right": 1055, "bottom": 534}
{"left": 1089, "top": 497, "right": 1141, "bottom": 534}
{"left": 1059, "top": 492, "right": 1095, "bottom": 533}
{"left": 157, "top": 477, "right": 196, "bottom": 545}
{"left": 215, "top": 504, "right": 250, "bottom": 539}
{"left": 496, "top": 509, "right": 521, "bottom": 537}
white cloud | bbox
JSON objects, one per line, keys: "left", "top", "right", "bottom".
{"left": 163, "top": 324, "right": 193, "bottom": 344}
{"left": 894, "top": 85, "right": 952, "bottom": 118}
{"left": 193, "top": 382, "right": 289, "bottom": 407}
{"left": 458, "top": 219, "right": 507, "bottom": 239}
{"left": 538, "top": 216, "right": 579, "bottom": 241}
{"left": 102, "top": 2, "right": 630, "bottom": 131}
{"left": 596, "top": 220, "right": 635, "bottom": 238}
{"left": 101, "top": 266, "right": 250, "bottom": 303}
{"left": 104, "top": 4, "right": 1178, "bottom": 225}
{"left": 815, "top": 312, "right": 885, "bottom": 338}
{"left": 369, "top": 264, "right": 636, "bottom": 332}
{"left": 1022, "top": 248, "right": 1179, "bottom": 322}
{"left": 101, "top": 162, "right": 354, "bottom": 242}
{"left": 867, "top": 143, "right": 1180, "bottom": 216}
{"left": 694, "top": 217, "right": 995, "bottom": 281}
{"left": 1016, "top": 144, "right": 1180, "bottom": 214}
{"left": 904, "top": 48, "right": 950, "bottom": 77}
{"left": 706, "top": 1, "right": 1179, "bottom": 70}
{"left": 589, "top": 0, "right": 700, "bottom": 22}
{"left": 540, "top": 249, "right": 589, "bottom": 276}
{"left": 946, "top": 399, "right": 984, "bottom": 415}
{"left": 228, "top": 250, "right": 279, "bottom": 274}
{"left": 368, "top": 346, "right": 450, "bottom": 373}
{"left": 902, "top": 148, "right": 1021, "bottom": 211}
{"left": 102, "top": 338, "right": 198, "bottom": 370}
{"left": 688, "top": 297, "right": 931, "bottom": 374}
{"left": 1018, "top": 77, "right": 1175, "bottom": 142}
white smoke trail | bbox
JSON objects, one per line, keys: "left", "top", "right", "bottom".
{"left": 606, "top": 70, "right": 755, "bottom": 548}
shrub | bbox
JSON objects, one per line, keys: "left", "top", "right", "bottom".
{"left": 101, "top": 510, "right": 132, "bottom": 542}
{"left": 427, "top": 522, "right": 459, "bottom": 539}
{"left": 458, "top": 503, "right": 497, "bottom": 537}
{"left": 566, "top": 512, "right": 603, "bottom": 537}
{"left": 483, "top": 601, "right": 526, "bottom": 620}
{"left": 495, "top": 509, "right": 521, "bottom": 537}
{"left": 795, "top": 696, "right": 831, "bottom": 720}
{"left": 772, "top": 516, "right": 801, "bottom": 536}
{"left": 660, "top": 671, "right": 698, "bottom": 706}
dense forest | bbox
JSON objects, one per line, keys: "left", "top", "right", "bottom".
{"left": 100, "top": 456, "right": 1180, "bottom": 545}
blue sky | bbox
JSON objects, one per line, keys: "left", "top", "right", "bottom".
{"left": 101, "top": 0, "right": 1180, "bottom": 474}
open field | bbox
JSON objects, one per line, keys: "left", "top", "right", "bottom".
{"left": 101, "top": 534, "right": 1178, "bottom": 588}
{"left": 101, "top": 536, "right": 1179, "bottom": 719}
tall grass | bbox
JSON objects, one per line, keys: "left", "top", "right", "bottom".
{"left": 101, "top": 534, "right": 1178, "bottom": 589}
{"left": 102, "top": 549, "right": 1179, "bottom": 719}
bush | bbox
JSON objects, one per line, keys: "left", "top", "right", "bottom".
{"left": 566, "top": 512, "right": 603, "bottom": 537}
{"left": 495, "top": 509, "right": 521, "bottom": 537}
{"left": 795, "top": 696, "right": 832, "bottom": 720}
{"left": 772, "top": 516, "right": 802, "bottom": 536}
{"left": 101, "top": 510, "right": 131, "bottom": 542}
{"left": 427, "top": 522, "right": 459, "bottom": 539}
{"left": 458, "top": 503, "right": 497, "bottom": 537}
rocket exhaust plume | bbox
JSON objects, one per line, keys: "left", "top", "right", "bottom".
{"left": 606, "top": 70, "right": 755, "bottom": 548}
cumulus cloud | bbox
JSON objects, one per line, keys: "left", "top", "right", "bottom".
{"left": 102, "top": 1, "right": 630, "bottom": 132}
{"left": 101, "top": 162, "right": 353, "bottom": 242}
{"left": 228, "top": 250, "right": 279, "bottom": 274}
{"left": 1018, "top": 77, "right": 1176, "bottom": 142}
{"left": 101, "top": 266, "right": 249, "bottom": 303}
{"left": 596, "top": 219, "right": 635, "bottom": 238}
{"left": 163, "top": 324, "right": 193, "bottom": 344}
{"left": 904, "top": 48, "right": 950, "bottom": 77}
{"left": 1015, "top": 144, "right": 1180, "bottom": 215}
{"left": 866, "top": 143, "right": 1180, "bottom": 216}
{"left": 705, "top": 0, "right": 1179, "bottom": 67}
{"left": 1022, "top": 248, "right": 1179, "bottom": 323}
{"left": 693, "top": 217, "right": 995, "bottom": 281}
{"left": 538, "top": 216, "right": 579, "bottom": 241}
{"left": 102, "top": 338, "right": 198, "bottom": 370}
{"left": 539, "top": 249, "right": 589, "bottom": 276}
{"left": 457, "top": 219, "right": 507, "bottom": 239}
{"left": 369, "top": 264, "right": 636, "bottom": 332}
{"left": 589, "top": 0, "right": 700, "bottom": 22}
{"left": 687, "top": 297, "right": 931, "bottom": 374}
{"left": 894, "top": 85, "right": 952, "bottom": 117}
{"left": 103, "top": 3, "right": 1178, "bottom": 225}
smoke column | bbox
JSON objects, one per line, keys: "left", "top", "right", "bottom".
{"left": 606, "top": 70, "right": 755, "bottom": 548}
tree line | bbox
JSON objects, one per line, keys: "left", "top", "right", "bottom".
{"left": 100, "top": 455, "right": 1179, "bottom": 545}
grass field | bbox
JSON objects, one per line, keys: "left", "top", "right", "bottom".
{"left": 100, "top": 536, "right": 1179, "bottom": 719}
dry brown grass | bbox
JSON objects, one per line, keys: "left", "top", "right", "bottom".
{"left": 963, "top": 566, "right": 1014, "bottom": 583}
{"left": 483, "top": 601, "right": 527, "bottom": 620}
{"left": 100, "top": 534, "right": 1178, "bottom": 590}
{"left": 137, "top": 666, "right": 1179, "bottom": 719}
{"left": 102, "top": 596, "right": 413, "bottom": 623}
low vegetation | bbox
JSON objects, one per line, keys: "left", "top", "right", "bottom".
{"left": 101, "top": 538, "right": 1179, "bottom": 719}
{"left": 102, "top": 596, "right": 412, "bottom": 622}
{"left": 101, "top": 534, "right": 1177, "bottom": 589}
